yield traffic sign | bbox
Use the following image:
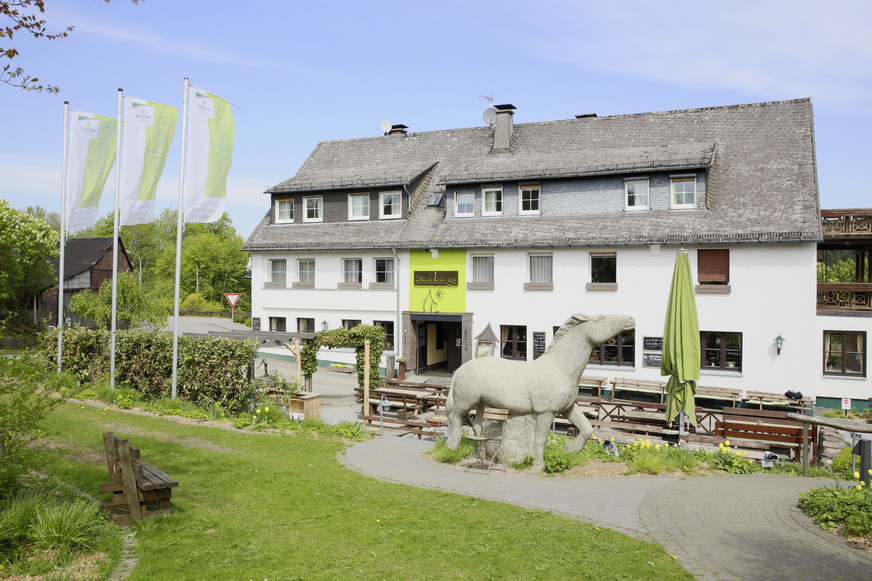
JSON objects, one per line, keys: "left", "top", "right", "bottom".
{"left": 224, "top": 293, "right": 242, "bottom": 308}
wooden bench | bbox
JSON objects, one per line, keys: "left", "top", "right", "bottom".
{"left": 578, "top": 375, "right": 608, "bottom": 399}
{"left": 694, "top": 384, "right": 742, "bottom": 407}
{"left": 713, "top": 407, "right": 817, "bottom": 463}
{"left": 100, "top": 432, "right": 178, "bottom": 526}
{"left": 743, "top": 390, "right": 813, "bottom": 413}
{"left": 610, "top": 377, "right": 666, "bottom": 403}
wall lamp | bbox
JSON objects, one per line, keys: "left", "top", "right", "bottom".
{"left": 774, "top": 334, "right": 785, "bottom": 355}
{"left": 321, "top": 320, "right": 329, "bottom": 332}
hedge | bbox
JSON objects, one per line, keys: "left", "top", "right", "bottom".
{"left": 42, "top": 328, "right": 258, "bottom": 413}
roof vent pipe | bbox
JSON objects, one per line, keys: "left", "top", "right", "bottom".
{"left": 492, "top": 104, "right": 515, "bottom": 150}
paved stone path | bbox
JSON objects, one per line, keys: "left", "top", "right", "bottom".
{"left": 343, "top": 437, "right": 872, "bottom": 580}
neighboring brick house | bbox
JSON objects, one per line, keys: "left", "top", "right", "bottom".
{"left": 242, "top": 98, "right": 869, "bottom": 406}
{"left": 41, "top": 238, "right": 132, "bottom": 327}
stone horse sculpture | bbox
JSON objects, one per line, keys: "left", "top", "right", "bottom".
{"left": 445, "top": 313, "right": 635, "bottom": 470}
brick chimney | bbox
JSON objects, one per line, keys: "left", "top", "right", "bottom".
{"left": 492, "top": 104, "right": 515, "bottom": 150}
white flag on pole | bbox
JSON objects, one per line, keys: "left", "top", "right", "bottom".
{"left": 183, "top": 86, "right": 234, "bottom": 223}
{"left": 67, "top": 112, "right": 117, "bottom": 233}
{"left": 120, "top": 97, "right": 177, "bottom": 225}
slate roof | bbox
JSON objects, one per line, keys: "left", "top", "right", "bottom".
{"left": 49, "top": 238, "right": 129, "bottom": 281}
{"left": 243, "top": 98, "right": 821, "bottom": 252}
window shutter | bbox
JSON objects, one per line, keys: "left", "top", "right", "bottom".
{"left": 698, "top": 249, "right": 729, "bottom": 283}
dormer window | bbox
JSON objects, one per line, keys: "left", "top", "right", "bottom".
{"left": 349, "top": 193, "right": 370, "bottom": 220}
{"left": 455, "top": 191, "right": 474, "bottom": 217}
{"left": 483, "top": 187, "right": 502, "bottom": 216}
{"left": 380, "top": 191, "right": 402, "bottom": 219}
{"left": 520, "top": 185, "right": 540, "bottom": 215}
{"left": 671, "top": 176, "right": 697, "bottom": 209}
{"left": 624, "top": 178, "right": 649, "bottom": 211}
{"left": 304, "top": 196, "right": 323, "bottom": 222}
{"left": 275, "top": 199, "right": 294, "bottom": 223}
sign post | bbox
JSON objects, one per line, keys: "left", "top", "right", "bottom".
{"left": 224, "top": 293, "right": 242, "bottom": 328}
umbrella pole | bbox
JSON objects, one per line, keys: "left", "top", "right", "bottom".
{"left": 679, "top": 411, "right": 685, "bottom": 436}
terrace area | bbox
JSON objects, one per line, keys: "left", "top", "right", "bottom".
{"left": 817, "top": 209, "right": 872, "bottom": 312}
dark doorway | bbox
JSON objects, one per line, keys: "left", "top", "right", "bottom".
{"left": 447, "top": 323, "right": 462, "bottom": 372}
{"left": 416, "top": 324, "right": 428, "bottom": 374}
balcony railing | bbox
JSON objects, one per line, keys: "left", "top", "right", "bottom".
{"left": 817, "top": 283, "right": 872, "bottom": 311}
{"left": 821, "top": 209, "right": 872, "bottom": 238}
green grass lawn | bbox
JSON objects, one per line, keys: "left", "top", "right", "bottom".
{"left": 40, "top": 403, "right": 692, "bottom": 580}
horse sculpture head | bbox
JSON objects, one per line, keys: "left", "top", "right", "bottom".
{"left": 546, "top": 313, "right": 636, "bottom": 353}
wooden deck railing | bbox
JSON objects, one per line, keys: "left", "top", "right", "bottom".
{"left": 821, "top": 209, "right": 872, "bottom": 238}
{"left": 817, "top": 283, "right": 872, "bottom": 310}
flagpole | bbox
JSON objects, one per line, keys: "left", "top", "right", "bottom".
{"left": 57, "top": 101, "right": 70, "bottom": 374}
{"left": 110, "top": 89, "right": 123, "bottom": 389}
{"left": 171, "top": 77, "right": 190, "bottom": 399}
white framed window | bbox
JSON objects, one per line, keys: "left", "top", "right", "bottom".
{"left": 472, "top": 255, "right": 494, "bottom": 283}
{"left": 275, "top": 199, "right": 293, "bottom": 223}
{"left": 525, "top": 253, "right": 553, "bottom": 290}
{"left": 304, "top": 196, "right": 323, "bottom": 222}
{"left": 270, "top": 259, "right": 286, "bottom": 285}
{"left": 483, "top": 187, "right": 502, "bottom": 216}
{"left": 380, "top": 191, "right": 402, "bottom": 219}
{"left": 297, "top": 318, "right": 315, "bottom": 333}
{"left": 298, "top": 258, "right": 315, "bottom": 283}
{"left": 455, "top": 191, "right": 474, "bottom": 217}
{"left": 374, "top": 258, "right": 394, "bottom": 284}
{"left": 824, "top": 331, "right": 866, "bottom": 377}
{"left": 624, "top": 178, "right": 649, "bottom": 211}
{"left": 588, "top": 252, "right": 617, "bottom": 291}
{"left": 343, "top": 259, "right": 362, "bottom": 283}
{"left": 269, "top": 317, "right": 286, "bottom": 332}
{"left": 519, "top": 185, "right": 540, "bottom": 215}
{"left": 348, "top": 193, "right": 370, "bottom": 220}
{"left": 342, "top": 319, "right": 361, "bottom": 330}
{"left": 469, "top": 254, "right": 494, "bottom": 290}
{"left": 671, "top": 176, "right": 696, "bottom": 209}
{"left": 374, "top": 320, "right": 395, "bottom": 350}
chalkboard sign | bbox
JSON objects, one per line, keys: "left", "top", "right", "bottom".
{"left": 533, "top": 332, "right": 546, "bottom": 360}
{"left": 644, "top": 336, "right": 663, "bottom": 351}
{"left": 252, "top": 318, "right": 261, "bottom": 331}
{"left": 643, "top": 352, "right": 662, "bottom": 368}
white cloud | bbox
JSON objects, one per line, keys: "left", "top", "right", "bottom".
{"left": 520, "top": 0, "right": 872, "bottom": 108}
{"left": 0, "top": 156, "right": 62, "bottom": 198}
{"left": 67, "top": 14, "right": 260, "bottom": 68}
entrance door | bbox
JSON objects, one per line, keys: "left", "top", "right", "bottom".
{"left": 447, "top": 323, "right": 462, "bottom": 372}
{"left": 416, "top": 324, "right": 428, "bottom": 374}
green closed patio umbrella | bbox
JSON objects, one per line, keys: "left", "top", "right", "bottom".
{"left": 661, "top": 249, "right": 700, "bottom": 434}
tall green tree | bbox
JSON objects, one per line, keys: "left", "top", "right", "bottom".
{"left": 0, "top": 198, "right": 58, "bottom": 314}
{"left": 68, "top": 270, "right": 165, "bottom": 329}
{"left": 75, "top": 210, "right": 250, "bottom": 311}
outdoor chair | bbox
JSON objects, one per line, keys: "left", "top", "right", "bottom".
{"left": 465, "top": 407, "right": 509, "bottom": 473}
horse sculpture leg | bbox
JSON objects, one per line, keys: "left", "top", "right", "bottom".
{"left": 532, "top": 413, "right": 553, "bottom": 470}
{"left": 472, "top": 401, "right": 486, "bottom": 436}
{"left": 445, "top": 390, "right": 469, "bottom": 449}
{"left": 563, "top": 404, "right": 594, "bottom": 454}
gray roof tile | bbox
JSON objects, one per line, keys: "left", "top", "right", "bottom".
{"left": 243, "top": 99, "right": 821, "bottom": 251}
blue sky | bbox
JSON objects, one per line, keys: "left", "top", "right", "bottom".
{"left": 2, "top": 0, "right": 871, "bottom": 239}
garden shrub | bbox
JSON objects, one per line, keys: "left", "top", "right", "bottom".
{"left": 799, "top": 485, "right": 872, "bottom": 538}
{"left": 0, "top": 351, "right": 84, "bottom": 493}
{"left": 41, "top": 328, "right": 258, "bottom": 414}
{"left": 831, "top": 446, "right": 855, "bottom": 477}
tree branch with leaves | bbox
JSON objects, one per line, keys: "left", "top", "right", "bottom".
{"left": 1, "top": 0, "right": 140, "bottom": 94}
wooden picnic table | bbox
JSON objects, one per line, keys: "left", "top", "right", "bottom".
{"left": 369, "top": 386, "right": 442, "bottom": 419}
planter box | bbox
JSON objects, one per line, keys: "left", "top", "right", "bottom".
{"left": 326, "top": 366, "right": 355, "bottom": 374}
{"left": 289, "top": 393, "right": 321, "bottom": 420}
